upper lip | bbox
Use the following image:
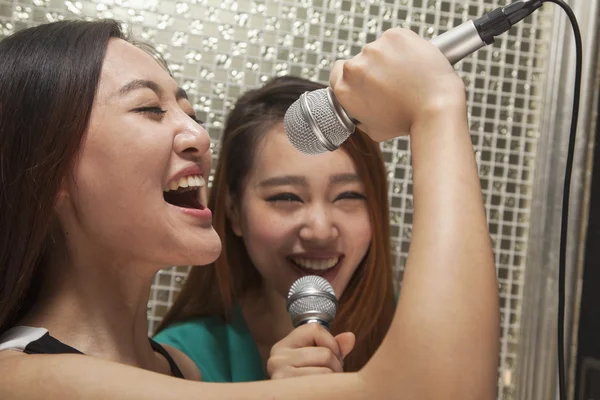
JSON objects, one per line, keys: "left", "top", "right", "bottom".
{"left": 166, "top": 164, "right": 204, "bottom": 187}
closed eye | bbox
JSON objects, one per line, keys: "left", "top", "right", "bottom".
{"left": 135, "top": 107, "right": 167, "bottom": 120}
{"left": 266, "top": 193, "right": 303, "bottom": 203}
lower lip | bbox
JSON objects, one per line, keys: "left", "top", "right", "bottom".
{"left": 289, "top": 257, "right": 343, "bottom": 281}
{"left": 172, "top": 205, "right": 213, "bottom": 221}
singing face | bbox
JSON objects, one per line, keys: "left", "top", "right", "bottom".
{"left": 55, "top": 38, "right": 221, "bottom": 269}
{"left": 228, "top": 123, "right": 372, "bottom": 299}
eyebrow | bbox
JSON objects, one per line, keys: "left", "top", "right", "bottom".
{"left": 116, "top": 79, "right": 189, "bottom": 101}
{"left": 257, "top": 175, "right": 306, "bottom": 188}
{"left": 330, "top": 173, "right": 361, "bottom": 184}
{"left": 257, "top": 173, "right": 361, "bottom": 188}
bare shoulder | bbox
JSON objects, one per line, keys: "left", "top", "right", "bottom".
{"left": 160, "top": 344, "right": 202, "bottom": 381}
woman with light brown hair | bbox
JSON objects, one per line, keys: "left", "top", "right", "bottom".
{"left": 155, "top": 75, "right": 396, "bottom": 380}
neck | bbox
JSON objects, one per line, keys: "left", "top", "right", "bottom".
{"left": 240, "top": 283, "right": 294, "bottom": 366}
{"left": 22, "top": 242, "right": 164, "bottom": 372}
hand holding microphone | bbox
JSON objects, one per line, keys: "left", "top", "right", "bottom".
{"left": 284, "top": 0, "right": 544, "bottom": 154}
{"left": 266, "top": 276, "right": 355, "bottom": 379}
{"left": 267, "top": 323, "right": 355, "bottom": 379}
{"left": 329, "top": 28, "right": 465, "bottom": 144}
{"left": 284, "top": 27, "right": 466, "bottom": 154}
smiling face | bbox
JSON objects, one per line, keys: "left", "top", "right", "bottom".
{"left": 228, "top": 123, "right": 372, "bottom": 299}
{"left": 54, "top": 38, "right": 221, "bottom": 268}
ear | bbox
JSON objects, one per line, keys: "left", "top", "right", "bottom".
{"left": 52, "top": 179, "right": 71, "bottom": 246}
{"left": 54, "top": 177, "right": 70, "bottom": 209}
{"left": 225, "top": 191, "right": 242, "bottom": 237}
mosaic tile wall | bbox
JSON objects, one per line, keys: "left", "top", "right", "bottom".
{"left": 0, "top": 0, "right": 555, "bottom": 398}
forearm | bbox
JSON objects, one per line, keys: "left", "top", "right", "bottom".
{"left": 360, "top": 104, "right": 499, "bottom": 399}
{"left": 0, "top": 353, "right": 366, "bottom": 400}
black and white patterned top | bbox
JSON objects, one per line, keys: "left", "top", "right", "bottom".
{"left": 0, "top": 326, "right": 185, "bottom": 378}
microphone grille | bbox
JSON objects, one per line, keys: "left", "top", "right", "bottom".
{"left": 287, "top": 275, "right": 337, "bottom": 324}
{"left": 284, "top": 88, "right": 352, "bottom": 155}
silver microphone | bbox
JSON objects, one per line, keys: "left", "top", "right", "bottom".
{"left": 283, "top": 0, "right": 544, "bottom": 155}
{"left": 287, "top": 275, "right": 338, "bottom": 330}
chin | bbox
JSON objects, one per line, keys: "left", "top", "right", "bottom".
{"left": 166, "top": 232, "right": 223, "bottom": 267}
{"left": 190, "top": 234, "right": 223, "bottom": 266}
{"left": 170, "top": 250, "right": 221, "bottom": 267}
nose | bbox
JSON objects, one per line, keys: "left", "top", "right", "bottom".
{"left": 173, "top": 118, "right": 211, "bottom": 161}
{"left": 298, "top": 205, "right": 339, "bottom": 245}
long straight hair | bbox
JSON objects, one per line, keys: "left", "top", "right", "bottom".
{"left": 0, "top": 20, "right": 126, "bottom": 335}
{"left": 158, "top": 76, "right": 396, "bottom": 371}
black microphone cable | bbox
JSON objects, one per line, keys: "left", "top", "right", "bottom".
{"left": 538, "top": 1, "right": 582, "bottom": 400}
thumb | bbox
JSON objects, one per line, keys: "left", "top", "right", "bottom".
{"left": 334, "top": 332, "right": 356, "bottom": 360}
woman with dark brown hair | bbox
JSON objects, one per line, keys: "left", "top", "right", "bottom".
{"left": 155, "top": 75, "right": 396, "bottom": 381}
{"left": 0, "top": 19, "right": 499, "bottom": 400}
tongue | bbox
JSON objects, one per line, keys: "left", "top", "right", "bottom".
{"left": 164, "top": 190, "right": 203, "bottom": 209}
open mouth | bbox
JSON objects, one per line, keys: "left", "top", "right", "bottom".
{"left": 288, "top": 256, "right": 343, "bottom": 274}
{"left": 163, "top": 175, "right": 205, "bottom": 210}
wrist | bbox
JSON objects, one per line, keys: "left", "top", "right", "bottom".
{"left": 411, "top": 102, "right": 469, "bottom": 139}
{"left": 409, "top": 92, "right": 471, "bottom": 164}
{"left": 412, "top": 78, "right": 468, "bottom": 131}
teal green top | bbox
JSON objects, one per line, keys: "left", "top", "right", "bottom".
{"left": 153, "top": 305, "right": 266, "bottom": 382}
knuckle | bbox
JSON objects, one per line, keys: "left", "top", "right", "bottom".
{"left": 266, "top": 354, "right": 284, "bottom": 370}
{"left": 269, "top": 345, "right": 280, "bottom": 357}
{"left": 342, "top": 58, "right": 365, "bottom": 79}
{"left": 359, "top": 41, "right": 384, "bottom": 62}
{"left": 361, "top": 41, "right": 376, "bottom": 55}
{"left": 270, "top": 341, "right": 287, "bottom": 356}
{"left": 266, "top": 358, "right": 282, "bottom": 376}
{"left": 316, "top": 347, "right": 336, "bottom": 364}
{"left": 381, "top": 27, "right": 401, "bottom": 40}
{"left": 304, "top": 322, "right": 321, "bottom": 335}
{"left": 382, "top": 27, "right": 415, "bottom": 42}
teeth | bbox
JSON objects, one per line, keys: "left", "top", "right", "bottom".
{"left": 164, "top": 175, "right": 205, "bottom": 192}
{"left": 291, "top": 257, "right": 339, "bottom": 271}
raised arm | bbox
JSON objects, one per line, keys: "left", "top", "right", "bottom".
{"left": 331, "top": 28, "right": 500, "bottom": 400}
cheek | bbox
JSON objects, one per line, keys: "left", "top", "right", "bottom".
{"left": 238, "top": 201, "right": 300, "bottom": 271}
{"left": 66, "top": 134, "right": 167, "bottom": 247}
{"left": 73, "top": 152, "right": 150, "bottom": 222}
{"left": 79, "top": 116, "right": 172, "bottom": 189}
{"left": 344, "top": 210, "right": 373, "bottom": 256}
{"left": 240, "top": 206, "right": 293, "bottom": 251}
{"left": 74, "top": 125, "right": 168, "bottom": 206}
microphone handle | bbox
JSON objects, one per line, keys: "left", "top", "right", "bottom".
{"left": 430, "top": 20, "right": 485, "bottom": 66}
{"left": 431, "top": 0, "right": 543, "bottom": 65}
{"left": 296, "top": 318, "right": 331, "bottom": 330}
